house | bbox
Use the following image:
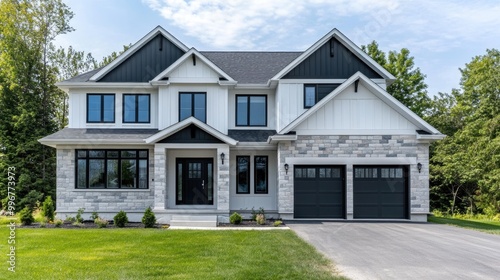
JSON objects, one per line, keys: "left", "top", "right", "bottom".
{"left": 39, "top": 26, "right": 444, "bottom": 226}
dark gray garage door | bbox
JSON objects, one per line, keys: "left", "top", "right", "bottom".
{"left": 294, "top": 166, "right": 345, "bottom": 218}
{"left": 353, "top": 166, "right": 409, "bottom": 219}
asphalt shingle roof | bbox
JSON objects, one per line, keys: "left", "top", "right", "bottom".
{"left": 41, "top": 128, "right": 159, "bottom": 141}
{"left": 228, "top": 130, "right": 276, "bottom": 142}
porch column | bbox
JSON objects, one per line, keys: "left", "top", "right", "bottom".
{"left": 216, "top": 146, "right": 230, "bottom": 212}
{"left": 153, "top": 146, "right": 167, "bottom": 210}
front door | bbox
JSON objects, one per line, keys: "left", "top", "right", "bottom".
{"left": 176, "top": 158, "right": 213, "bottom": 205}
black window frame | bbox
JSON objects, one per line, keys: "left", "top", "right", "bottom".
{"left": 235, "top": 95, "right": 267, "bottom": 127}
{"left": 75, "top": 149, "right": 149, "bottom": 189}
{"left": 303, "top": 84, "right": 341, "bottom": 108}
{"left": 87, "top": 94, "right": 115, "bottom": 123}
{"left": 122, "top": 94, "right": 151, "bottom": 123}
{"left": 178, "top": 92, "right": 207, "bottom": 123}
{"left": 236, "top": 156, "right": 250, "bottom": 194}
{"left": 254, "top": 155, "right": 268, "bottom": 194}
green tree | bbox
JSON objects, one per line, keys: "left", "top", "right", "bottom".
{"left": 362, "top": 41, "right": 431, "bottom": 116}
{"left": 0, "top": 0, "right": 74, "bottom": 210}
{"left": 97, "top": 44, "right": 131, "bottom": 68}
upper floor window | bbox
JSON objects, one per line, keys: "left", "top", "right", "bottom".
{"left": 236, "top": 95, "right": 267, "bottom": 126}
{"left": 123, "top": 94, "right": 150, "bottom": 123}
{"left": 179, "top": 92, "right": 206, "bottom": 122}
{"left": 87, "top": 94, "right": 115, "bottom": 123}
{"left": 304, "top": 84, "right": 340, "bottom": 108}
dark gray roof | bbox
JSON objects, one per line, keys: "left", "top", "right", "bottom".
{"left": 63, "top": 68, "right": 102, "bottom": 83}
{"left": 41, "top": 128, "right": 159, "bottom": 141}
{"left": 201, "top": 52, "right": 301, "bottom": 84}
{"left": 228, "top": 130, "right": 276, "bottom": 142}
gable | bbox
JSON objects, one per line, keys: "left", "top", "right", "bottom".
{"left": 295, "top": 82, "right": 417, "bottom": 133}
{"left": 168, "top": 55, "right": 221, "bottom": 81}
{"left": 99, "top": 34, "right": 185, "bottom": 82}
{"left": 283, "top": 38, "right": 383, "bottom": 80}
{"left": 158, "top": 124, "right": 223, "bottom": 143}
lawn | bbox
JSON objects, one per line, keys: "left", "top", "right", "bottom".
{"left": 429, "top": 216, "right": 500, "bottom": 235}
{"left": 0, "top": 227, "right": 346, "bottom": 280}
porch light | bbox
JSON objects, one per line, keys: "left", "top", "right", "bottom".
{"left": 221, "top": 152, "right": 225, "bottom": 165}
{"left": 417, "top": 163, "right": 422, "bottom": 173}
{"left": 284, "top": 163, "right": 289, "bottom": 175}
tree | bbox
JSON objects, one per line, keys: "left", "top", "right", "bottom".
{"left": 97, "top": 44, "right": 131, "bottom": 68}
{"left": 362, "top": 41, "right": 431, "bottom": 117}
{"left": 0, "top": 0, "right": 74, "bottom": 210}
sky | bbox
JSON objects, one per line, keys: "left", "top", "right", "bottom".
{"left": 55, "top": 0, "right": 500, "bottom": 97}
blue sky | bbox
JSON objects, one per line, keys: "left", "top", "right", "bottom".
{"left": 56, "top": 0, "right": 500, "bottom": 96}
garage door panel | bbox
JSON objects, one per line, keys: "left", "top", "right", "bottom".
{"left": 294, "top": 166, "right": 345, "bottom": 219}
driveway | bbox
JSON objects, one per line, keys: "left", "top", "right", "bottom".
{"left": 288, "top": 222, "right": 500, "bottom": 280}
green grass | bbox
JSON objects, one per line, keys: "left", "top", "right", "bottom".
{"left": 0, "top": 228, "right": 345, "bottom": 280}
{"left": 429, "top": 216, "right": 500, "bottom": 235}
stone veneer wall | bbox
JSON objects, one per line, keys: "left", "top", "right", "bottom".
{"left": 56, "top": 148, "right": 155, "bottom": 221}
{"left": 277, "top": 135, "right": 430, "bottom": 221}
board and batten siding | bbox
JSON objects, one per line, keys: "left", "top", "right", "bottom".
{"left": 158, "top": 84, "right": 228, "bottom": 133}
{"left": 294, "top": 83, "right": 418, "bottom": 134}
{"left": 228, "top": 89, "right": 276, "bottom": 130}
{"left": 68, "top": 88, "right": 159, "bottom": 129}
{"left": 276, "top": 82, "right": 307, "bottom": 131}
{"left": 168, "top": 56, "right": 221, "bottom": 83}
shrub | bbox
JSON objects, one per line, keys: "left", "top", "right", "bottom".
{"left": 42, "top": 196, "right": 55, "bottom": 222}
{"left": 273, "top": 220, "right": 283, "bottom": 227}
{"left": 72, "top": 221, "right": 83, "bottom": 227}
{"left": 90, "top": 211, "right": 99, "bottom": 221}
{"left": 65, "top": 215, "right": 76, "bottom": 223}
{"left": 20, "top": 207, "right": 35, "bottom": 225}
{"left": 142, "top": 207, "right": 156, "bottom": 228}
{"left": 230, "top": 212, "right": 243, "bottom": 225}
{"left": 251, "top": 207, "right": 266, "bottom": 221}
{"left": 75, "top": 208, "right": 85, "bottom": 223}
{"left": 54, "top": 219, "right": 63, "bottom": 228}
{"left": 113, "top": 210, "right": 128, "bottom": 228}
{"left": 94, "top": 217, "right": 108, "bottom": 228}
{"left": 255, "top": 214, "right": 266, "bottom": 225}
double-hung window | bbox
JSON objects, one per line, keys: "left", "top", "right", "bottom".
{"left": 123, "top": 94, "right": 150, "bottom": 123}
{"left": 304, "top": 84, "right": 340, "bottom": 108}
{"left": 87, "top": 94, "right": 115, "bottom": 123}
{"left": 236, "top": 95, "right": 267, "bottom": 126}
{"left": 179, "top": 92, "right": 206, "bottom": 122}
{"left": 76, "top": 149, "right": 148, "bottom": 189}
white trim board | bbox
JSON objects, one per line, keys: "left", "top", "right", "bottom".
{"left": 284, "top": 157, "right": 417, "bottom": 165}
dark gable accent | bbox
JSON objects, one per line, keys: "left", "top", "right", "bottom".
{"left": 158, "top": 124, "right": 223, "bottom": 143}
{"left": 283, "top": 38, "right": 382, "bottom": 79}
{"left": 99, "top": 34, "right": 185, "bottom": 82}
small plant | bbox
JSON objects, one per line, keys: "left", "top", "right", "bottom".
{"left": 90, "top": 211, "right": 99, "bottom": 221}
{"left": 65, "top": 215, "right": 76, "bottom": 223}
{"left": 255, "top": 213, "right": 266, "bottom": 225}
{"left": 54, "top": 219, "right": 63, "bottom": 228}
{"left": 142, "top": 207, "right": 156, "bottom": 228}
{"left": 161, "top": 225, "right": 170, "bottom": 229}
{"left": 273, "top": 220, "right": 283, "bottom": 227}
{"left": 75, "top": 208, "right": 85, "bottom": 223}
{"left": 251, "top": 207, "right": 266, "bottom": 221}
{"left": 20, "top": 207, "right": 35, "bottom": 225}
{"left": 113, "top": 210, "right": 128, "bottom": 228}
{"left": 72, "top": 221, "right": 83, "bottom": 227}
{"left": 42, "top": 196, "right": 55, "bottom": 222}
{"left": 230, "top": 212, "right": 243, "bottom": 224}
{"left": 94, "top": 217, "right": 109, "bottom": 228}
{"left": 39, "top": 218, "right": 47, "bottom": 228}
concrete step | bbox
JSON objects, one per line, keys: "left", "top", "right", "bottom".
{"left": 169, "top": 215, "right": 217, "bottom": 227}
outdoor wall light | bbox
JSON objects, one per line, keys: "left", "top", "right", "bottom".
{"left": 284, "top": 163, "right": 289, "bottom": 175}
{"left": 417, "top": 162, "right": 422, "bottom": 173}
{"left": 220, "top": 152, "right": 225, "bottom": 165}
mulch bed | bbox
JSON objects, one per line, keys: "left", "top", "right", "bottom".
{"left": 17, "top": 221, "right": 168, "bottom": 229}
{"left": 218, "top": 219, "right": 286, "bottom": 227}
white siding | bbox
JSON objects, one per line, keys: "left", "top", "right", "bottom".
{"left": 276, "top": 83, "right": 306, "bottom": 131}
{"left": 229, "top": 150, "right": 278, "bottom": 211}
{"left": 228, "top": 89, "right": 276, "bottom": 130}
{"left": 168, "top": 57, "right": 220, "bottom": 83}
{"left": 295, "top": 83, "right": 418, "bottom": 134}
{"left": 68, "top": 88, "right": 159, "bottom": 129}
{"left": 158, "top": 84, "right": 228, "bottom": 133}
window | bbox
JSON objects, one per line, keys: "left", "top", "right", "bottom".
{"left": 236, "top": 95, "right": 267, "bottom": 126}
{"left": 304, "top": 84, "right": 340, "bottom": 108}
{"left": 123, "top": 94, "right": 150, "bottom": 123}
{"left": 354, "top": 168, "right": 378, "bottom": 178}
{"left": 179, "top": 92, "right": 206, "bottom": 122}
{"left": 76, "top": 149, "right": 148, "bottom": 189}
{"left": 236, "top": 156, "right": 250, "bottom": 194}
{"left": 87, "top": 94, "right": 115, "bottom": 123}
{"left": 254, "top": 156, "right": 268, "bottom": 194}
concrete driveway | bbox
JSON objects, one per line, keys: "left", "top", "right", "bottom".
{"left": 288, "top": 222, "right": 500, "bottom": 280}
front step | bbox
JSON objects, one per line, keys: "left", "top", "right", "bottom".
{"left": 169, "top": 215, "right": 217, "bottom": 227}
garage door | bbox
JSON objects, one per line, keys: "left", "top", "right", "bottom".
{"left": 353, "top": 166, "right": 409, "bottom": 219}
{"left": 294, "top": 166, "right": 345, "bottom": 218}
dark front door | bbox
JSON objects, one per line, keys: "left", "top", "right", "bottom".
{"left": 176, "top": 158, "right": 213, "bottom": 205}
